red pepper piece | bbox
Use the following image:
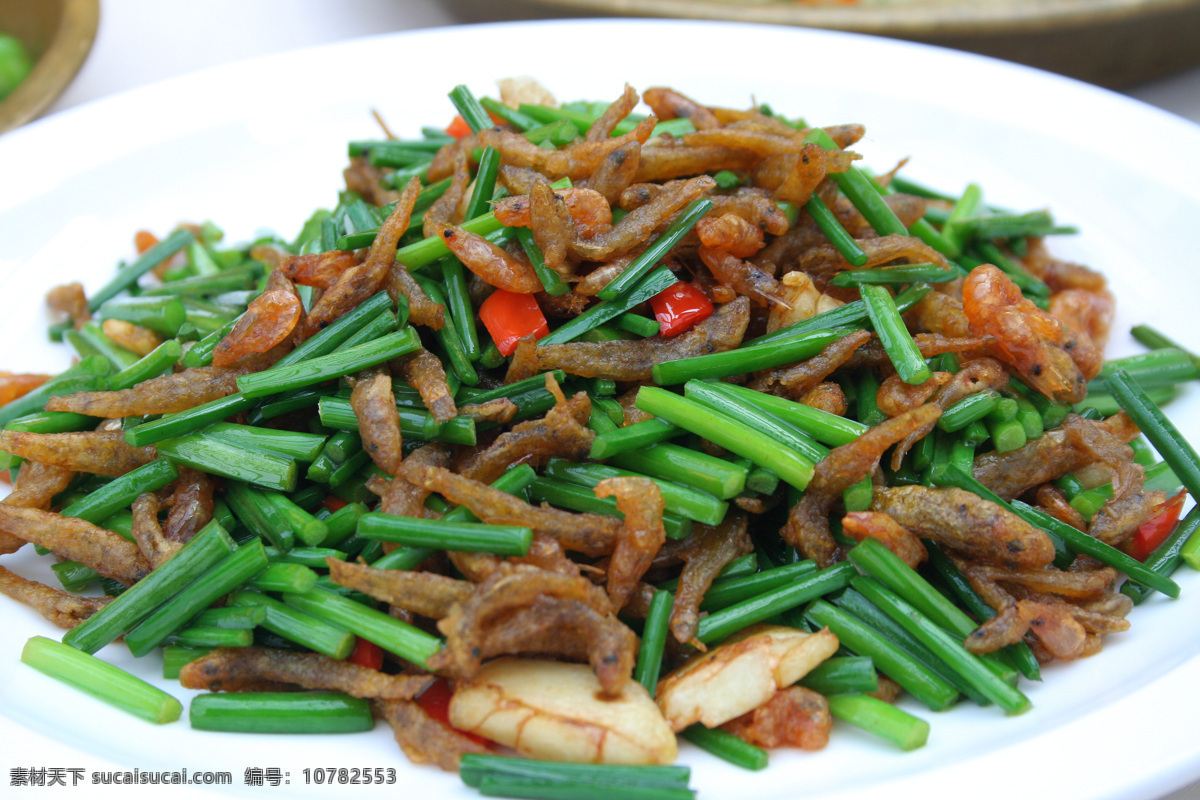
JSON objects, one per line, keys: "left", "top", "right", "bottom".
{"left": 346, "top": 636, "right": 384, "bottom": 670}
{"left": 416, "top": 678, "right": 489, "bottom": 745}
{"left": 444, "top": 114, "right": 473, "bottom": 140}
{"left": 479, "top": 289, "right": 549, "bottom": 356}
{"left": 651, "top": 281, "right": 714, "bottom": 337}
{"left": 322, "top": 495, "right": 348, "bottom": 513}
{"left": 1127, "top": 490, "right": 1188, "bottom": 561}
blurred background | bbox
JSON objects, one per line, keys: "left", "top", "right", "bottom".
{"left": 1, "top": 0, "right": 1198, "bottom": 134}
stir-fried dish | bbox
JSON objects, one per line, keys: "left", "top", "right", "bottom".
{"left": 3, "top": 79, "right": 1199, "bottom": 797}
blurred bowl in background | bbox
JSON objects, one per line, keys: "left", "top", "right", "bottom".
{"left": 0, "top": 0, "right": 98, "bottom": 134}
{"left": 525, "top": 0, "right": 1200, "bottom": 89}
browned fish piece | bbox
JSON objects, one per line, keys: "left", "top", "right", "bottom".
{"left": 871, "top": 485, "right": 1056, "bottom": 570}
{"left": 0, "top": 506, "right": 151, "bottom": 584}
{"left": 0, "top": 564, "right": 111, "bottom": 628}
{"left": 0, "top": 430, "right": 155, "bottom": 476}
{"left": 326, "top": 558, "right": 472, "bottom": 619}
{"left": 180, "top": 647, "right": 433, "bottom": 699}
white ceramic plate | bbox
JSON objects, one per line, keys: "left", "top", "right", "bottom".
{"left": 3, "top": 18, "right": 1200, "bottom": 800}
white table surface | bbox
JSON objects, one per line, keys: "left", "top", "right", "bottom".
{"left": 14, "top": 1, "right": 1200, "bottom": 799}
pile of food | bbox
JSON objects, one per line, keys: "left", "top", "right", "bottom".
{"left": 2, "top": 78, "right": 1198, "bottom": 797}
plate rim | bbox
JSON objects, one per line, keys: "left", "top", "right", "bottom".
{"left": 3, "top": 17, "right": 1200, "bottom": 800}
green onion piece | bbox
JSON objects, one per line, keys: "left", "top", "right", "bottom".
{"left": 854, "top": 368, "right": 887, "bottom": 426}
{"left": 852, "top": 576, "right": 1031, "bottom": 715}
{"left": 414, "top": 277, "right": 478, "bottom": 386}
{"left": 806, "top": 129, "right": 907, "bottom": 236}
{"left": 940, "top": 182, "right": 983, "bottom": 257}
{"left": 322, "top": 501, "right": 367, "bottom": 548}
{"left": 142, "top": 263, "right": 262, "bottom": 296}
{"left": 515, "top": 226, "right": 570, "bottom": 296}
{"left": 264, "top": 546, "right": 348, "bottom": 569}
{"left": 1131, "top": 325, "right": 1200, "bottom": 370}
{"left": 614, "top": 312, "right": 662, "bottom": 338}
{"left": 318, "top": 396, "right": 477, "bottom": 446}
{"left": 97, "top": 296, "right": 187, "bottom": 337}
{"left": 5, "top": 410, "right": 95, "bottom": 434}
{"left": 448, "top": 84, "right": 493, "bottom": 133}
{"left": 124, "top": 393, "right": 253, "bottom": 447}
{"left": 697, "top": 561, "right": 818, "bottom": 611}
{"left": 282, "top": 587, "right": 442, "bottom": 668}
{"left": 926, "top": 542, "right": 1041, "bottom": 681}
{"left": 272, "top": 292, "right": 395, "bottom": 370}
{"left": 596, "top": 199, "right": 713, "bottom": 301}
{"left": 543, "top": 458, "right": 727, "bottom": 527}
{"left": 236, "top": 329, "right": 420, "bottom": 398}
{"left": 246, "top": 562, "right": 319, "bottom": 594}
{"left": 589, "top": 417, "right": 682, "bottom": 459}
{"left": 1008, "top": 498, "right": 1181, "bottom": 598}
{"left": 634, "top": 589, "right": 673, "bottom": 696}
{"left": 652, "top": 329, "right": 850, "bottom": 385}
{"left": 680, "top": 725, "right": 768, "bottom": 771}
{"left": 540, "top": 267, "right": 677, "bottom": 345}
{"left": 746, "top": 466, "right": 780, "bottom": 495}
{"left": 51, "top": 561, "right": 98, "bottom": 592}
{"left": 609, "top": 443, "right": 747, "bottom": 500}
{"left": 743, "top": 283, "right": 931, "bottom": 348}
{"left": 658, "top": 554, "right": 758, "bottom": 593}
{"left": 165, "top": 626, "right": 253, "bottom": 649}
{"left": 860, "top": 284, "right": 932, "bottom": 385}
{"left": 108, "top": 339, "right": 184, "bottom": 391}
{"left": 124, "top": 539, "right": 269, "bottom": 657}
{"left": 227, "top": 590, "right": 354, "bottom": 659}
{"left": 204, "top": 422, "right": 327, "bottom": 462}
{"left": 162, "top": 646, "right": 212, "bottom": 679}
{"left": 798, "top": 657, "right": 879, "bottom": 696}
{"left": 937, "top": 389, "right": 1001, "bottom": 432}
{"left": 682, "top": 381, "right": 828, "bottom": 464}
{"left": 987, "top": 417, "right": 1027, "bottom": 452}
{"left": 59, "top": 460, "right": 178, "bottom": 524}
{"left": 357, "top": 514, "right": 532, "bottom": 556}
{"left": 701, "top": 381, "right": 867, "bottom": 446}
{"left": 180, "top": 314, "right": 242, "bottom": 368}
{"left": 842, "top": 476, "right": 874, "bottom": 511}
{"left": 1076, "top": 387, "right": 1175, "bottom": 417}
{"left": 827, "top": 694, "right": 930, "bottom": 751}
{"left": 22, "top": 636, "right": 182, "bottom": 724}
{"left": 189, "top": 691, "right": 372, "bottom": 734}
{"left": 847, "top": 539, "right": 977, "bottom": 638}
{"left": 440, "top": 258, "right": 483, "bottom": 360}
{"left": 805, "top": 600, "right": 959, "bottom": 711}
{"left": 971, "top": 242, "right": 1051, "bottom": 297}
{"left": 459, "top": 754, "right": 693, "bottom": 797}
{"left": 156, "top": 433, "right": 297, "bottom": 492}
{"left": 830, "top": 263, "right": 954, "bottom": 287}
{"left": 696, "top": 562, "right": 856, "bottom": 644}
{"left": 1094, "top": 368, "right": 1200, "bottom": 497}
{"left": 63, "top": 521, "right": 235, "bottom": 654}
{"left": 806, "top": 193, "right": 868, "bottom": 267}
{"left": 226, "top": 481, "right": 329, "bottom": 550}
{"left": 526, "top": 477, "right": 692, "bottom": 540}
{"left": 636, "top": 386, "right": 815, "bottom": 491}
{"left": 191, "top": 605, "right": 267, "bottom": 630}
{"left": 88, "top": 229, "right": 195, "bottom": 311}
{"left": 77, "top": 321, "right": 140, "bottom": 370}
{"left": 833, "top": 587, "right": 992, "bottom": 705}
{"left": 479, "top": 96, "right": 541, "bottom": 130}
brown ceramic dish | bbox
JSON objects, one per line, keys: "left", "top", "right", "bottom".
{"left": 524, "top": 0, "right": 1200, "bottom": 88}
{"left": 0, "top": 0, "right": 99, "bottom": 134}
